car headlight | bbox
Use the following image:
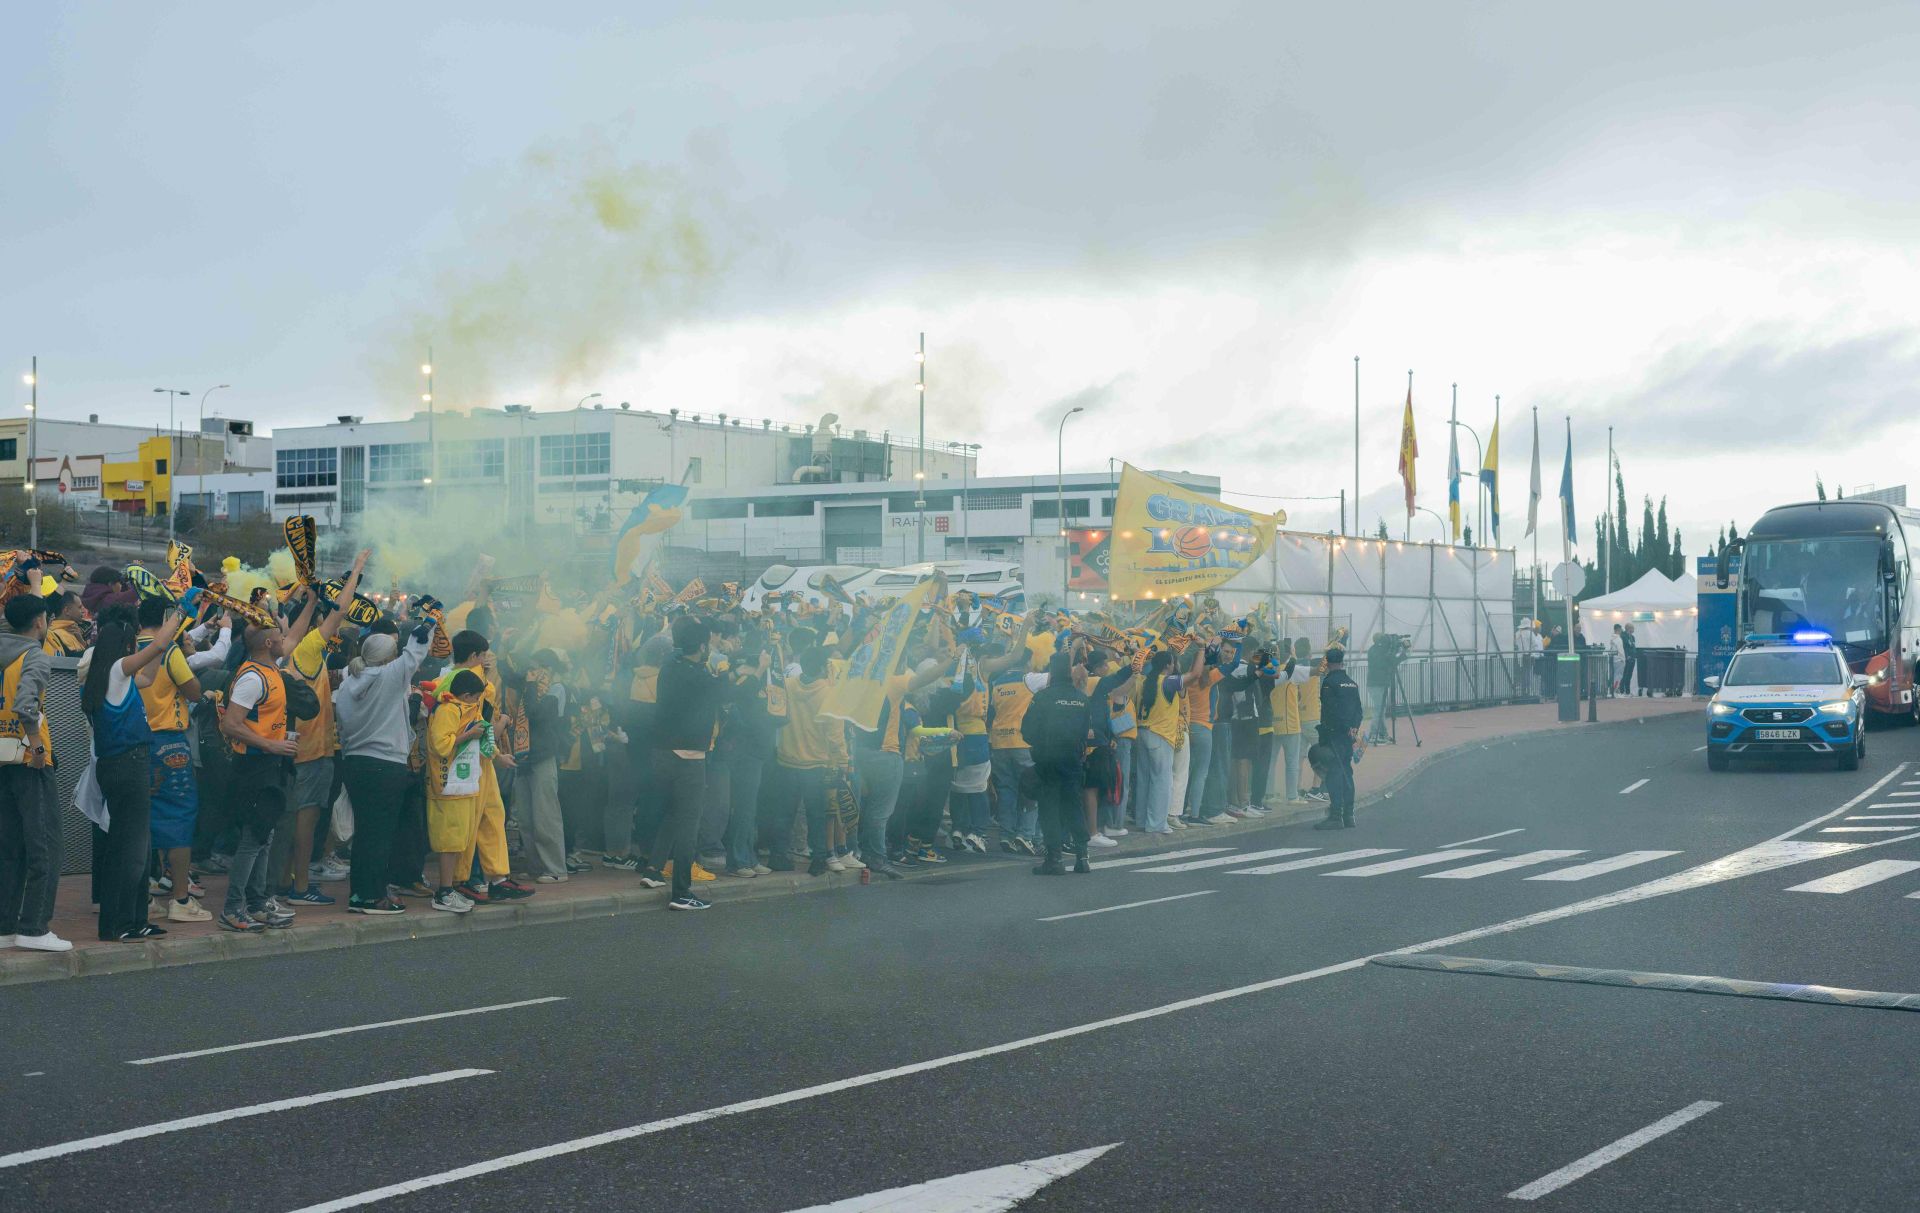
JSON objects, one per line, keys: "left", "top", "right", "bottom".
{"left": 1710, "top": 702, "right": 1738, "bottom": 716}
{"left": 1817, "top": 700, "right": 1854, "bottom": 716}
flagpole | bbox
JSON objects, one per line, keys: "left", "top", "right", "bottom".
{"left": 1531, "top": 405, "right": 1539, "bottom": 630}
{"left": 1352, "top": 355, "right": 1360, "bottom": 538}
{"left": 1605, "top": 424, "right": 1614, "bottom": 594}
{"left": 1563, "top": 416, "right": 1576, "bottom": 657}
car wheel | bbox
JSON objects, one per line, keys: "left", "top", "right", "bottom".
{"left": 1707, "top": 749, "right": 1729, "bottom": 772}
{"left": 1838, "top": 738, "right": 1861, "bottom": 772}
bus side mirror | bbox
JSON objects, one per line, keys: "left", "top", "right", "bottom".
{"left": 1716, "top": 539, "right": 1743, "bottom": 590}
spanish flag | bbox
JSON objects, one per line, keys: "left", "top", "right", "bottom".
{"left": 1397, "top": 385, "right": 1418, "bottom": 519}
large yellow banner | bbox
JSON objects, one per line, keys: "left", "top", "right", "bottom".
{"left": 821, "top": 576, "right": 940, "bottom": 731}
{"left": 1108, "top": 465, "right": 1283, "bottom": 601}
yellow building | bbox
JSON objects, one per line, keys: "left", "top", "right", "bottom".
{"left": 101, "top": 436, "right": 173, "bottom": 516}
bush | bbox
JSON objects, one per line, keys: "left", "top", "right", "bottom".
{"left": 181, "top": 512, "right": 285, "bottom": 566}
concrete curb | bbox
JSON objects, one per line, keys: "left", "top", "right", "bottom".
{"left": 0, "top": 707, "right": 1688, "bottom": 988}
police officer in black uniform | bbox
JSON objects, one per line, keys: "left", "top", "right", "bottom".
{"left": 1313, "top": 647, "right": 1366, "bottom": 830}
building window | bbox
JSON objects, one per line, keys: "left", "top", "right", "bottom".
{"left": 155, "top": 458, "right": 168, "bottom": 475}
{"left": 887, "top": 492, "right": 956, "bottom": 512}
{"left": 274, "top": 491, "right": 337, "bottom": 505}
{"left": 966, "top": 489, "right": 1022, "bottom": 510}
{"left": 691, "top": 499, "right": 748, "bottom": 520}
{"left": 1101, "top": 497, "right": 1115, "bottom": 515}
{"left": 538, "top": 432, "right": 610, "bottom": 478}
{"left": 0, "top": 439, "right": 13, "bottom": 462}
{"left": 440, "top": 438, "right": 505, "bottom": 481}
{"left": 276, "top": 447, "right": 338, "bottom": 489}
{"left": 754, "top": 498, "right": 815, "bottom": 518}
{"left": 368, "top": 443, "right": 429, "bottom": 484}
{"left": 1031, "top": 497, "right": 1090, "bottom": 520}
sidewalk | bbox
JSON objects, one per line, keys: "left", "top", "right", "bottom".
{"left": 2, "top": 695, "right": 1697, "bottom": 985}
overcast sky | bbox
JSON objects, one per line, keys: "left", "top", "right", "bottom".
{"left": 8, "top": 1, "right": 1920, "bottom": 556}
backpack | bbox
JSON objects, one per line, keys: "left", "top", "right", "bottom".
{"left": 281, "top": 668, "right": 321, "bottom": 722}
{"left": 1021, "top": 685, "right": 1090, "bottom": 764}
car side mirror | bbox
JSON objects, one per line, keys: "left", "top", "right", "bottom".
{"left": 1851, "top": 673, "right": 1871, "bottom": 689}
{"left": 1703, "top": 675, "right": 1721, "bottom": 690}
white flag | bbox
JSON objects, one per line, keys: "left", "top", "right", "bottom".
{"left": 1525, "top": 408, "right": 1542, "bottom": 538}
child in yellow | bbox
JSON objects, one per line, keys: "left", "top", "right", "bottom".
{"left": 426, "top": 670, "right": 487, "bottom": 913}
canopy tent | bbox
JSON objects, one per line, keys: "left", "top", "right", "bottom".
{"left": 1581, "top": 569, "right": 1697, "bottom": 651}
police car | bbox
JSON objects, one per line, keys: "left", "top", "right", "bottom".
{"left": 1704, "top": 632, "right": 1869, "bottom": 772}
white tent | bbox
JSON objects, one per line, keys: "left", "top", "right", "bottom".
{"left": 1581, "top": 569, "right": 1697, "bottom": 651}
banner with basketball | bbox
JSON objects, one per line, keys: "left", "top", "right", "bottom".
{"left": 1107, "top": 464, "right": 1283, "bottom": 601}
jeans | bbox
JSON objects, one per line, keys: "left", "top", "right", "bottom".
{"left": 1326, "top": 738, "right": 1356, "bottom": 823}
{"left": 1105, "top": 737, "right": 1133, "bottom": 831}
{"left": 1273, "top": 731, "right": 1302, "bottom": 802}
{"left": 1367, "top": 685, "right": 1390, "bottom": 740}
{"left": 658, "top": 753, "right": 705, "bottom": 899}
{"left": 1036, "top": 761, "right": 1088, "bottom": 861}
{"left": 724, "top": 752, "right": 765, "bottom": 873}
{"left": 1137, "top": 732, "right": 1174, "bottom": 832}
{"left": 1247, "top": 733, "right": 1274, "bottom": 806}
{"left": 855, "top": 749, "right": 905, "bottom": 863}
{"left": 1183, "top": 725, "right": 1215, "bottom": 816}
{"left": 1169, "top": 735, "right": 1191, "bottom": 818}
{"left": 1203, "top": 723, "right": 1233, "bottom": 814}
{"left": 95, "top": 747, "right": 153, "bottom": 940}
{"left": 991, "top": 748, "right": 1038, "bottom": 842}
{"left": 0, "top": 765, "right": 60, "bottom": 937}
{"left": 339, "top": 755, "right": 413, "bottom": 905}
{"left": 223, "top": 753, "right": 287, "bottom": 918}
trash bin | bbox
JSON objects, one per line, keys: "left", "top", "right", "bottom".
{"left": 1637, "top": 647, "right": 1688, "bottom": 697}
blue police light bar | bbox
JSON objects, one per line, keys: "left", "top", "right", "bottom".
{"left": 1792, "top": 631, "right": 1832, "bottom": 643}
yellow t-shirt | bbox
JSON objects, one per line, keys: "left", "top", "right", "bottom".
{"left": 1185, "top": 666, "right": 1222, "bottom": 730}
{"left": 289, "top": 628, "right": 337, "bottom": 762}
{"left": 989, "top": 674, "right": 1034, "bottom": 750}
{"left": 1142, "top": 676, "right": 1184, "bottom": 746}
{"left": 134, "top": 637, "right": 197, "bottom": 733}
{"left": 777, "top": 677, "right": 847, "bottom": 769}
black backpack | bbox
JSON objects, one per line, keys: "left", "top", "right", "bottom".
{"left": 1022, "top": 685, "right": 1090, "bottom": 764}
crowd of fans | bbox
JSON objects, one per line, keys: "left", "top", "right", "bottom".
{"left": 0, "top": 546, "right": 1364, "bottom": 952}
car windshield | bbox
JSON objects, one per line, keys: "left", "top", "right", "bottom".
{"left": 1742, "top": 536, "right": 1886, "bottom": 654}
{"left": 1723, "top": 650, "right": 1845, "bottom": 686}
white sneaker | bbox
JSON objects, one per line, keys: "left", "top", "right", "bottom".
{"left": 1169, "top": 817, "right": 1189, "bottom": 830}
{"left": 843, "top": 853, "right": 867, "bottom": 870}
{"left": 1106, "top": 827, "right": 1129, "bottom": 837}
{"left": 1204, "top": 813, "right": 1236, "bottom": 825}
{"left": 535, "top": 873, "right": 569, "bottom": 884}
{"left": 262, "top": 897, "right": 296, "bottom": 920}
{"left": 826, "top": 856, "right": 846, "bottom": 872}
{"left": 15, "top": 931, "right": 73, "bottom": 952}
{"left": 167, "top": 896, "right": 213, "bottom": 923}
{"left": 1086, "top": 833, "right": 1119, "bottom": 848}
{"left": 1241, "top": 806, "right": 1269, "bottom": 818}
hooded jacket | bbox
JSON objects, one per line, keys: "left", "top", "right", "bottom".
{"left": 0, "top": 625, "right": 51, "bottom": 739}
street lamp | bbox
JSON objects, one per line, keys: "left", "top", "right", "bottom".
{"left": 197, "top": 383, "right": 230, "bottom": 519}
{"left": 22, "top": 361, "right": 36, "bottom": 548}
{"left": 915, "top": 333, "right": 927, "bottom": 562}
{"left": 1412, "top": 505, "right": 1450, "bottom": 544}
{"left": 153, "top": 388, "right": 190, "bottom": 540}
{"left": 422, "top": 349, "right": 435, "bottom": 506}
{"left": 1057, "top": 406, "right": 1085, "bottom": 601}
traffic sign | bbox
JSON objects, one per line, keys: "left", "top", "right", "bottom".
{"left": 1550, "top": 561, "right": 1586, "bottom": 597}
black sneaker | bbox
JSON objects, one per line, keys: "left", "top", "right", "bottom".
{"left": 1031, "top": 859, "right": 1067, "bottom": 876}
{"left": 870, "top": 861, "right": 905, "bottom": 881}
{"left": 601, "top": 855, "right": 641, "bottom": 872}
{"left": 636, "top": 869, "right": 667, "bottom": 889}
{"left": 349, "top": 898, "right": 407, "bottom": 916}
{"left": 808, "top": 856, "right": 828, "bottom": 877}
{"left": 667, "top": 896, "right": 711, "bottom": 911}
{"left": 1312, "top": 816, "right": 1344, "bottom": 831}
{"left": 1073, "top": 857, "right": 1092, "bottom": 874}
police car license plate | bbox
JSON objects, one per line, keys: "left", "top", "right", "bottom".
{"left": 1755, "top": 728, "right": 1799, "bottom": 740}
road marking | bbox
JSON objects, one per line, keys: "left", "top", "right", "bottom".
{"left": 783, "top": 1143, "right": 1117, "bottom": 1211}
{"left": 1506, "top": 1101, "right": 1721, "bottom": 1201}
{"left": 1326, "top": 849, "right": 1494, "bottom": 877}
{"left": 127, "top": 998, "right": 567, "bottom": 1066}
{"left": 1039, "top": 892, "right": 1216, "bottom": 921}
{"left": 1090, "top": 848, "right": 1231, "bottom": 870}
{"left": 0, "top": 1070, "right": 489, "bottom": 1169}
{"left": 1133, "top": 847, "right": 1314, "bottom": 873}
{"left": 1440, "top": 828, "right": 1525, "bottom": 848}
{"left": 1422, "top": 850, "right": 1587, "bottom": 880}
{"left": 1229, "top": 849, "right": 1402, "bottom": 875}
{"left": 1884, "top": 791, "right": 1920, "bottom": 798}
{"left": 1786, "top": 860, "right": 1920, "bottom": 894}
{"left": 1819, "top": 826, "right": 1913, "bottom": 833}
{"left": 283, "top": 780, "right": 1908, "bottom": 1213}
{"left": 1850, "top": 813, "right": 1920, "bottom": 820}
{"left": 1692, "top": 746, "right": 1707, "bottom": 752}
{"left": 1526, "top": 851, "right": 1683, "bottom": 882}
{"left": 1376, "top": 951, "right": 1920, "bottom": 1011}
{"left": 1619, "top": 779, "right": 1650, "bottom": 795}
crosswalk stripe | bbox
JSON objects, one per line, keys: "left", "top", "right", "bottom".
{"left": 1819, "top": 826, "right": 1913, "bottom": 833}
{"left": 1883, "top": 791, "right": 1920, "bottom": 798}
{"left": 1420, "top": 850, "right": 1587, "bottom": 880}
{"left": 1326, "top": 849, "right": 1495, "bottom": 877}
{"left": 1525, "top": 851, "right": 1682, "bottom": 882}
{"left": 1091, "top": 848, "right": 1232, "bottom": 870}
{"left": 1865, "top": 803, "right": 1920, "bottom": 809}
{"left": 1229, "top": 848, "right": 1401, "bottom": 875}
{"left": 1133, "top": 847, "right": 1316, "bottom": 873}
{"left": 1847, "top": 814, "right": 1920, "bottom": 820}
{"left": 1785, "top": 860, "right": 1920, "bottom": 894}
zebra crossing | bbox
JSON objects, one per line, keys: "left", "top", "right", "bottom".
{"left": 1104, "top": 840, "right": 1920, "bottom": 899}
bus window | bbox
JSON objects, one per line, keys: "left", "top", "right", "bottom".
{"left": 1743, "top": 536, "right": 1887, "bottom": 655}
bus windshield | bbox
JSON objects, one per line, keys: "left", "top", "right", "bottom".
{"left": 1742, "top": 536, "right": 1887, "bottom": 655}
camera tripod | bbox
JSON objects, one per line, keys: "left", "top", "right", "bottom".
{"left": 1372, "top": 665, "right": 1422, "bottom": 748}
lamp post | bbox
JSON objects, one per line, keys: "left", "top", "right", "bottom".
{"left": 154, "top": 387, "right": 190, "bottom": 540}
{"left": 915, "top": 333, "right": 927, "bottom": 562}
{"left": 421, "top": 349, "right": 435, "bottom": 507}
{"left": 197, "top": 383, "right": 230, "bottom": 518}
{"left": 1413, "top": 505, "right": 1451, "bottom": 544}
{"left": 22, "top": 360, "right": 36, "bottom": 549}
{"left": 1057, "top": 406, "right": 1084, "bottom": 600}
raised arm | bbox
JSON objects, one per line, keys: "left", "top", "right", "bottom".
{"left": 318, "top": 549, "right": 371, "bottom": 642}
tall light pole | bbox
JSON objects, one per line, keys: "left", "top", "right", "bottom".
{"left": 1352, "top": 355, "right": 1360, "bottom": 537}
{"left": 420, "top": 349, "right": 435, "bottom": 508}
{"left": 1413, "top": 505, "right": 1450, "bottom": 544}
{"left": 915, "top": 333, "right": 927, "bottom": 562}
{"left": 22, "top": 360, "right": 36, "bottom": 549}
{"left": 574, "top": 392, "right": 600, "bottom": 536}
{"left": 154, "top": 387, "right": 190, "bottom": 539}
{"left": 1057, "top": 406, "right": 1084, "bottom": 601}
{"left": 197, "top": 383, "right": 230, "bottom": 517}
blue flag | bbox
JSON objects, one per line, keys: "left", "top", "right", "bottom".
{"left": 1558, "top": 419, "right": 1576, "bottom": 545}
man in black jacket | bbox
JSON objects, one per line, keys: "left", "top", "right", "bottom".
{"left": 652, "top": 616, "right": 720, "bottom": 910}
{"left": 1314, "top": 647, "right": 1366, "bottom": 830}
{"left": 1022, "top": 651, "right": 1095, "bottom": 875}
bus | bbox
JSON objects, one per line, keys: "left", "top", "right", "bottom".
{"left": 1724, "top": 500, "right": 1920, "bottom": 723}
{"left": 741, "top": 559, "right": 1024, "bottom": 613}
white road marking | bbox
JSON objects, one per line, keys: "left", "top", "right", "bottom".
{"left": 1692, "top": 746, "right": 1707, "bottom": 752}
{"left": 1133, "top": 847, "right": 1315, "bottom": 873}
{"left": 1440, "top": 828, "right": 1525, "bottom": 848}
{"left": 1229, "top": 849, "right": 1402, "bottom": 875}
{"left": 1422, "top": 850, "right": 1587, "bottom": 880}
{"left": 1619, "top": 779, "right": 1650, "bottom": 795}
{"left": 1090, "top": 848, "right": 1231, "bottom": 870}
{"left": 284, "top": 783, "right": 1909, "bottom": 1213}
{"left": 1849, "top": 813, "right": 1920, "bottom": 820}
{"left": 1818, "top": 826, "right": 1913, "bottom": 833}
{"left": 1786, "top": 860, "right": 1920, "bottom": 894}
{"left": 782, "top": 1143, "right": 1118, "bottom": 1211}
{"left": 1039, "top": 892, "right": 1217, "bottom": 921}
{"left": 1506, "top": 1100, "right": 1721, "bottom": 1201}
{"left": 1883, "top": 791, "right": 1920, "bottom": 798}
{"left": 1775, "top": 764, "right": 1914, "bottom": 840}
{"left": 1526, "top": 851, "right": 1683, "bottom": 882}
{"left": 1327, "top": 849, "right": 1494, "bottom": 877}
{"left": 127, "top": 998, "right": 567, "bottom": 1066}
{"left": 1864, "top": 803, "right": 1920, "bottom": 810}
{"left": 0, "top": 1070, "right": 490, "bottom": 1169}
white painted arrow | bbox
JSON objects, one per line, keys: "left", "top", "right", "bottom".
{"left": 782, "top": 1143, "right": 1120, "bottom": 1211}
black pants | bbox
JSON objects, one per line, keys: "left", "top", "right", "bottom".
{"left": 1036, "top": 761, "right": 1088, "bottom": 861}
{"left": 764, "top": 763, "right": 830, "bottom": 864}
{"left": 560, "top": 763, "right": 605, "bottom": 856}
{"left": 658, "top": 753, "right": 705, "bottom": 899}
{"left": 1325, "top": 737, "right": 1356, "bottom": 824}
{"left": 95, "top": 746, "right": 154, "bottom": 940}
{"left": 0, "top": 764, "right": 60, "bottom": 937}
{"left": 1246, "top": 732, "right": 1275, "bottom": 806}
{"left": 340, "top": 756, "right": 412, "bottom": 905}
{"left": 910, "top": 759, "right": 952, "bottom": 847}
{"left": 386, "top": 776, "right": 429, "bottom": 889}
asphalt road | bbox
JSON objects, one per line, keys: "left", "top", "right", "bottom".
{"left": 5, "top": 710, "right": 1919, "bottom": 1211}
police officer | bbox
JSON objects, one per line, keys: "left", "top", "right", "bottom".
{"left": 1021, "top": 650, "right": 1095, "bottom": 875}
{"left": 1313, "top": 647, "right": 1366, "bottom": 830}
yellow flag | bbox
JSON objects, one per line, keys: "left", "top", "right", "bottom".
{"left": 1107, "top": 465, "right": 1282, "bottom": 601}
{"left": 820, "top": 577, "right": 938, "bottom": 731}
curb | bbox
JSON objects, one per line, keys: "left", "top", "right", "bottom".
{"left": 0, "top": 708, "right": 1689, "bottom": 988}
